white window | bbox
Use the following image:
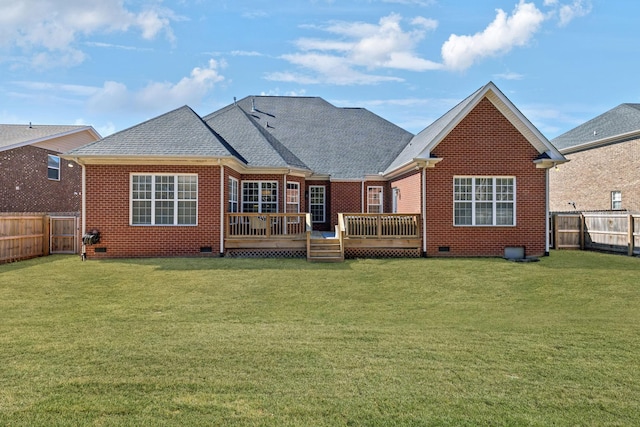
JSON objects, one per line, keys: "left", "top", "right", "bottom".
{"left": 309, "top": 186, "right": 325, "bottom": 223}
{"left": 611, "top": 191, "right": 622, "bottom": 210}
{"left": 367, "top": 186, "right": 384, "bottom": 213}
{"left": 48, "top": 155, "right": 60, "bottom": 180}
{"left": 454, "top": 177, "right": 515, "bottom": 226}
{"left": 242, "top": 181, "right": 278, "bottom": 213}
{"left": 131, "top": 174, "right": 197, "bottom": 226}
{"left": 286, "top": 182, "right": 300, "bottom": 222}
{"left": 228, "top": 177, "right": 239, "bottom": 213}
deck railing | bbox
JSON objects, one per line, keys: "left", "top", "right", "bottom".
{"left": 340, "top": 213, "right": 420, "bottom": 238}
{"left": 226, "top": 213, "right": 308, "bottom": 238}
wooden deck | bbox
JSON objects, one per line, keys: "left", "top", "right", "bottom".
{"left": 225, "top": 213, "right": 422, "bottom": 260}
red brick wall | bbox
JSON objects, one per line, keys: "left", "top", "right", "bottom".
{"left": 0, "top": 145, "right": 81, "bottom": 213}
{"left": 390, "top": 171, "right": 421, "bottom": 213}
{"left": 549, "top": 137, "right": 640, "bottom": 213}
{"left": 330, "top": 181, "right": 361, "bottom": 227}
{"left": 425, "top": 97, "right": 548, "bottom": 257}
{"left": 84, "top": 164, "right": 222, "bottom": 258}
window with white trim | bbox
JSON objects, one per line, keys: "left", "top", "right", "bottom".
{"left": 611, "top": 191, "right": 622, "bottom": 210}
{"left": 242, "top": 181, "right": 278, "bottom": 213}
{"left": 131, "top": 174, "right": 197, "bottom": 225}
{"left": 48, "top": 155, "right": 60, "bottom": 180}
{"left": 286, "top": 182, "right": 300, "bottom": 222}
{"left": 309, "top": 185, "right": 325, "bottom": 223}
{"left": 228, "top": 177, "right": 239, "bottom": 213}
{"left": 454, "top": 177, "right": 515, "bottom": 226}
{"left": 367, "top": 186, "right": 383, "bottom": 213}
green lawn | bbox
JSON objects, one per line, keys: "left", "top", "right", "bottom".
{"left": 1, "top": 251, "right": 639, "bottom": 426}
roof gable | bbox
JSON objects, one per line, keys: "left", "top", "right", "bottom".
{"left": 0, "top": 124, "right": 100, "bottom": 152}
{"left": 385, "top": 82, "right": 565, "bottom": 174}
{"left": 552, "top": 103, "right": 640, "bottom": 152}
{"left": 67, "top": 106, "right": 235, "bottom": 159}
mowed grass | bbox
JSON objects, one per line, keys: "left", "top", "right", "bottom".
{"left": 0, "top": 252, "right": 639, "bottom": 426}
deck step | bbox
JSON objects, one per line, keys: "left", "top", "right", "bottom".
{"left": 308, "top": 238, "right": 344, "bottom": 262}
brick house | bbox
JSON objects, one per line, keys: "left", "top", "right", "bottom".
{"left": 550, "top": 104, "right": 640, "bottom": 213}
{"left": 65, "top": 82, "right": 566, "bottom": 260}
{"left": 1, "top": 124, "right": 101, "bottom": 214}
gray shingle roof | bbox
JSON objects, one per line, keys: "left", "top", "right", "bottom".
{"left": 552, "top": 104, "right": 640, "bottom": 150}
{"left": 64, "top": 82, "right": 561, "bottom": 177}
{"left": 0, "top": 124, "right": 92, "bottom": 151}
{"left": 208, "top": 96, "right": 413, "bottom": 179}
{"left": 67, "top": 106, "right": 236, "bottom": 158}
{"left": 203, "top": 104, "right": 308, "bottom": 170}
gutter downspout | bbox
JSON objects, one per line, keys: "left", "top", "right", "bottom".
{"left": 361, "top": 180, "right": 365, "bottom": 212}
{"left": 545, "top": 167, "right": 550, "bottom": 256}
{"left": 81, "top": 162, "right": 86, "bottom": 237}
{"left": 220, "top": 161, "right": 225, "bottom": 256}
{"left": 422, "top": 165, "right": 427, "bottom": 256}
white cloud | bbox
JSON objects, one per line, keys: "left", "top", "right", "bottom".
{"left": 382, "top": 0, "right": 435, "bottom": 5}
{"left": 557, "top": 0, "right": 592, "bottom": 26}
{"left": 494, "top": 71, "right": 525, "bottom": 80}
{"left": 268, "top": 53, "right": 403, "bottom": 85}
{"left": 0, "top": 0, "right": 178, "bottom": 67}
{"left": 441, "top": 1, "right": 545, "bottom": 71}
{"left": 272, "top": 13, "right": 441, "bottom": 85}
{"left": 231, "top": 50, "right": 265, "bottom": 57}
{"left": 88, "top": 59, "right": 225, "bottom": 112}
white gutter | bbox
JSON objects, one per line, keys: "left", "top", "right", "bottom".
{"left": 422, "top": 165, "right": 427, "bottom": 255}
{"left": 219, "top": 162, "right": 225, "bottom": 255}
{"left": 560, "top": 128, "right": 640, "bottom": 154}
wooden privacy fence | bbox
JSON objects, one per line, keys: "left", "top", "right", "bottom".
{"left": 0, "top": 215, "right": 49, "bottom": 263}
{"left": 0, "top": 215, "right": 79, "bottom": 263}
{"left": 553, "top": 213, "right": 640, "bottom": 256}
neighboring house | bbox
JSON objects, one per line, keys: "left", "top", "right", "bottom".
{"left": 550, "top": 104, "right": 640, "bottom": 213}
{"left": 64, "top": 82, "right": 566, "bottom": 260}
{"left": 1, "top": 124, "right": 101, "bottom": 214}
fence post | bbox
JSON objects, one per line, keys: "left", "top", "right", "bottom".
{"left": 629, "top": 214, "right": 634, "bottom": 257}
{"left": 579, "top": 214, "right": 585, "bottom": 250}
{"left": 553, "top": 214, "right": 558, "bottom": 250}
{"left": 42, "top": 215, "right": 50, "bottom": 256}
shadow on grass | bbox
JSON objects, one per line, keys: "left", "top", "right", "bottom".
{"left": 539, "top": 250, "right": 640, "bottom": 271}
{"left": 93, "top": 256, "right": 356, "bottom": 272}
{"left": 0, "top": 254, "right": 67, "bottom": 273}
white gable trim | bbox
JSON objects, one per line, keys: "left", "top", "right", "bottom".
{"left": 413, "top": 82, "right": 565, "bottom": 162}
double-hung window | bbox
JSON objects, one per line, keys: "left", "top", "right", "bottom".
{"left": 309, "top": 186, "right": 325, "bottom": 223}
{"left": 611, "top": 191, "right": 622, "bottom": 210}
{"left": 228, "top": 177, "right": 239, "bottom": 213}
{"left": 242, "top": 181, "right": 278, "bottom": 213}
{"left": 454, "top": 177, "right": 515, "bottom": 226}
{"left": 286, "top": 182, "right": 300, "bottom": 223}
{"left": 367, "top": 186, "right": 383, "bottom": 213}
{"left": 131, "top": 174, "right": 197, "bottom": 225}
{"left": 48, "top": 155, "right": 60, "bottom": 180}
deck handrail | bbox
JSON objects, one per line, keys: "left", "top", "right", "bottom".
{"left": 226, "top": 213, "right": 307, "bottom": 238}
{"left": 342, "top": 213, "right": 420, "bottom": 238}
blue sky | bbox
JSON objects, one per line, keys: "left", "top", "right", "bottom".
{"left": 0, "top": 0, "right": 634, "bottom": 139}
